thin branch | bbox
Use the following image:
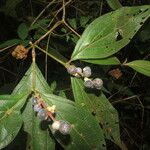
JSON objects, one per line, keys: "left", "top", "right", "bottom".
{"left": 45, "top": 34, "right": 51, "bottom": 81}
{"left": 62, "top": 0, "right": 66, "bottom": 21}
{"left": 31, "top": 0, "right": 56, "bottom": 26}
{"left": 34, "top": 21, "right": 62, "bottom": 45}
{"left": 35, "top": 45, "right": 67, "bottom": 67}
{"left": 48, "top": 0, "right": 72, "bottom": 27}
{"left": 63, "top": 20, "right": 81, "bottom": 37}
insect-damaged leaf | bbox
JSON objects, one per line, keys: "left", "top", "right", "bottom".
{"left": 71, "top": 5, "right": 150, "bottom": 61}
{"left": 71, "top": 78, "right": 123, "bottom": 147}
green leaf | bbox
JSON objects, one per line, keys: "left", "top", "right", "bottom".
{"left": 82, "top": 56, "right": 120, "bottom": 65}
{"left": 17, "top": 23, "right": 29, "bottom": 40}
{"left": 12, "top": 63, "right": 55, "bottom": 149}
{"left": 125, "top": 60, "right": 150, "bottom": 77}
{"left": 0, "top": 39, "right": 21, "bottom": 48}
{"left": 29, "top": 19, "right": 50, "bottom": 30}
{"left": 71, "top": 5, "right": 150, "bottom": 61}
{"left": 71, "top": 78, "right": 122, "bottom": 147}
{"left": 13, "top": 62, "right": 106, "bottom": 149}
{"left": 0, "top": 93, "right": 28, "bottom": 149}
{"left": 22, "top": 98, "right": 55, "bottom": 150}
{"left": 41, "top": 93, "right": 106, "bottom": 150}
{"left": 12, "top": 63, "right": 52, "bottom": 94}
{"left": 106, "top": 0, "right": 122, "bottom": 10}
{"left": 0, "top": 112, "right": 22, "bottom": 149}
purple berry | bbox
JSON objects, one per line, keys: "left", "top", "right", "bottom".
{"left": 32, "top": 97, "right": 38, "bottom": 105}
{"left": 84, "top": 79, "right": 94, "bottom": 88}
{"left": 37, "top": 109, "right": 47, "bottom": 120}
{"left": 59, "top": 121, "right": 71, "bottom": 135}
{"left": 67, "top": 65, "right": 76, "bottom": 74}
{"left": 33, "top": 104, "right": 42, "bottom": 112}
{"left": 93, "top": 78, "right": 103, "bottom": 89}
{"left": 83, "top": 66, "right": 91, "bottom": 77}
{"left": 75, "top": 67, "right": 82, "bottom": 74}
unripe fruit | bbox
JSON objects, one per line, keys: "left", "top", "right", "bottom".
{"left": 33, "top": 104, "right": 42, "bottom": 112}
{"left": 93, "top": 78, "right": 103, "bottom": 89}
{"left": 37, "top": 109, "right": 47, "bottom": 120}
{"left": 84, "top": 78, "right": 94, "bottom": 88}
{"left": 67, "top": 65, "right": 76, "bottom": 74}
{"left": 83, "top": 66, "right": 91, "bottom": 77}
{"left": 52, "top": 121, "right": 61, "bottom": 130}
{"left": 59, "top": 121, "right": 71, "bottom": 135}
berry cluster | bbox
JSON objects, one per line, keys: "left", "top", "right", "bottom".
{"left": 67, "top": 65, "right": 103, "bottom": 90}
{"left": 32, "top": 94, "right": 71, "bottom": 135}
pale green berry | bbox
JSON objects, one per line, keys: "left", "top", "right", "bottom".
{"left": 93, "top": 78, "right": 103, "bottom": 89}
{"left": 37, "top": 109, "right": 47, "bottom": 120}
{"left": 59, "top": 121, "right": 71, "bottom": 135}
{"left": 83, "top": 66, "right": 91, "bottom": 77}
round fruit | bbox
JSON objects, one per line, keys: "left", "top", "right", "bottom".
{"left": 75, "top": 67, "right": 82, "bottom": 74}
{"left": 32, "top": 97, "right": 38, "bottom": 105}
{"left": 93, "top": 78, "right": 103, "bottom": 89}
{"left": 84, "top": 79, "right": 94, "bottom": 88}
{"left": 83, "top": 66, "right": 92, "bottom": 77}
{"left": 37, "top": 109, "right": 47, "bottom": 120}
{"left": 59, "top": 121, "right": 71, "bottom": 135}
{"left": 52, "top": 121, "right": 61, "bottom": 130}
{"left": 33, "top": 104, "right": 42, "bottom": 112}
{"left": 67, "top": 65, "right": 76, "bottom": 75}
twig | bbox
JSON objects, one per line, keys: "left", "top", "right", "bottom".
{"left": 35, "top": 45, "right": 67, "bottom": 67}
{"left": 34, "top": 21, "right": 62, "bottom": 45}
{"left": 63, "top": 20, "right": 81, "bottom": 37}
{"left": 31, "top": 0, "right": 56, "bottom": 26}
{"left": 45, "top": 34, "right": 51, "bottom": 81}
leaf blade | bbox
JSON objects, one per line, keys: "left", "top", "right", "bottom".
{"left": 71, "top": 78, "right": 122, "bottom": 147}
{"left": 71, "top": 5, "right": 150, "bottom": 61}
{"left": 125, "top": 60, "right": 150, "bottom": 77}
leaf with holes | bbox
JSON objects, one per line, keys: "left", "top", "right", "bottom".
{"left": 71, "top": 5, "right": 150, "bottom": 61}
{"left": 0, "top": 93, "right": 28, "bottom": 149}
{"left": 71, "top": 78, "right": 123, "bottom": 147}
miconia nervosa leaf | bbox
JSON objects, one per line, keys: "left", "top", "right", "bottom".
{"left": 22, "top": 98, "right": 55, "bottom": 150}
{"left": 71, "top": 78, "right": 123, "bottom": 147}
{"left": 41, "top": 93, "right": 106, "bottom": 150}
{"left": 12, "top": 62, "right": 52, "bottom": 94}
{"left": 125, "top": 60, "right": 150, "bottom": 77}
{"left": 0, "top": 93, "right": 28, "bottom": 149}
{"left": 71, "top": 5, "right": 150, "bottom": 61}
{"left": 82, "top": 56, "right": 120, "bottom": 65}
{"left": 12, "top": 62, "right": 106, "bottom": 149}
